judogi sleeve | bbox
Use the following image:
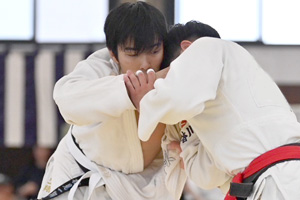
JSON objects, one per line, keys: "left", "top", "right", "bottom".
{"left": 53, "top": 48, "right": 135, "bottom": 126}
{"left": 138, "top": 37, "right": 224, "bottom": 141}
{"left": 162, "top": 124, "right": 187, "bottom": 199}
{"left": 180, "top": 130, "right": 231, "bottom": 191}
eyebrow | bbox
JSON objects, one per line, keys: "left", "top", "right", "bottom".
{"left": 124, "top": 42, "right": 162, "bottom": 51}
{"left": 124, "top": 47, "right": 137, "bottom": 51}
{"left": 149, "top": 42, "right": 162, "bottom": 49}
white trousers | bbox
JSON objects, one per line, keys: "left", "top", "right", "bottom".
{"left": 38, "top": 134, "right": 173, "bottom": 200}
{"left": 37, "top": 136, "right": 111, "bottom": 200}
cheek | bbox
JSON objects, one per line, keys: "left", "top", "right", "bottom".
{"left": 153, "top": 53, "right": 164, "bottom": 71}
{"left": 119, "top": 57, "right": 140, "bottom": 73}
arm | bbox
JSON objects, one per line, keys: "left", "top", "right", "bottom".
{"left": 54, "top": 48, "right": 135, "bottom": 126}
{"left": 138, "top": 38, "right": 225, "bottom": 141}
{"left": 167, "top": 141, "right": 184, "bottom": 169}
{"left": 123, "top": 69, "right": 156, "bottom": 111}
{"left": 180, "top": 127, "right": 230, "bottom": 189}
{"left": 123, "top": 67, "right": 170, "bottom": 110}
{"left": 162, "top": 124, "right": 188, "bottom": 200}
{"left": 124, "top": 69, "right": 166, "bottom": 168}
{"left": 156, "top": 66, "right": 170, "bottom": 79}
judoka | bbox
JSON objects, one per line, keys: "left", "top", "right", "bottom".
{"left": 124, "top": 21, "right": 300, "bottom": 200}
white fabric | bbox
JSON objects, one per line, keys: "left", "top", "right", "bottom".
{"left": 39, "top": 48, "right": 181, "bottom": 199}
{"left": 179, "top": 122, "right": 230, "bottom": 193}
{"left": 162, "top": 124, "right": 187, "bottom": 200}
{"left": 38, "top": 136, "right": 111, "bottom": 200}
{"left": 38, "top": 134, "right": 176, "bottom": 200}
{"left": 138, "top": 37, "right": 300, "bottom": 197}
{"left": 53, "top": 48, "right": 142, "bottom": 173}
{"left": 66, "top": 130, "right": 105, "bottom": 200}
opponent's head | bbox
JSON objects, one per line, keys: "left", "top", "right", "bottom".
{"left": 104, "top": 2, "right": 168, "bottom": 73}
{"left": 162, "top": 20, "right": 220, "bottom": 67}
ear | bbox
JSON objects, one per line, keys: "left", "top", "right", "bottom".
{"left": 109, "top": 50, "right": 119, "bottom": 64}
{"left": 180, "top": 40, "right": 192, "bottom": 52}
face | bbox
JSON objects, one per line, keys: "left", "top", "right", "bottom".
{"left": 110, "top": 40, "right": 164, "bottom": 74}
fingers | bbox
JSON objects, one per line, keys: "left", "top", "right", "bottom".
{"left": 133, "top": 69, "right": 156, "bottom": 90}
{"left": 180, "top": 159, "right": 185, "bottom": 169}
{"left": 147, "top": 68, "right": 156, "bottom": 85}
{"left": 167, "top": 141, "right": 182, "bottom": 153}
{"left": 124, "top": 71, "right": 141, "bottom": 110}
{"left": 167, "top": 141, "right": 185, "bottom": 169}
{"left": 126, "top": 70, "right": 147, "bottom": 88}
{"left": 136, "top": 70, "right": 147, "bottom": 86}
{"left": 124, "top": 68, "right": 156, "bottom": 96}
{"left": 124, "top": 72, "right": 135, "bottom": 94}
{"left": 136, "top": 69, "right": 155, "bottom": 86}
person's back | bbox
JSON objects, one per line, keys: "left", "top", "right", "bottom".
{"left": 177, "top": 36, "right": 300, "bottom": 199}
{"left": 178, "top": 37, "right": 300, "bottom": 173}
{"left": 127, "top": 20, "right": 300, "bottom": 199}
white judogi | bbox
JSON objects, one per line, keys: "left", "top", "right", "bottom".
{"left": 138, "top": 37, "right": 300, "bottom": 199}
{"left": 162, "top": 124, "right": 188, "bottom": 199}
{"left": 53, "top": 48, "right": 142, "bottom": 174}
{"left": 38, "top": 48, "right": 182, "bottom": 200}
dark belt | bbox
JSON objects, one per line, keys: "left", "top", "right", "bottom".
{"left": 37, "top": 176, "right": 89, "bottom": 200}
{"left": 37, "top": 134, "right": 90, "bottom": 200}
{"left": 225, "top": 143, "right": 300, "bottom": 200}
{"left": 71, "top": 134, "right": 90, "bottom": 173}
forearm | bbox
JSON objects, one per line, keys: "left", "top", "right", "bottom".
{"left": 181, "top": 133, "right": 230, "bottom": 189}
{"left": 155, "top": 66, "right": 169, "bottom": 79}
{"left": 55, "top": 61, "right": 135, "bottom": 125}
{"left": 141, "top": 122, "right": 166, "bottom": 168}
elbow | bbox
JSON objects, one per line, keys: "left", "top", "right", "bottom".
{"left": 184, "top": 159, "right": 227, "bottom": 190}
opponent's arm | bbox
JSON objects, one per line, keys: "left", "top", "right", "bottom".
{"left": 123, "top": 69, "right": 166, "bottom": 168}
{"left": 180, "top": 126, "right": 230, "bottom": 190}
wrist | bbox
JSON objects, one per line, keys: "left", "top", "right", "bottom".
{"left": 156, "top": 67, "right": 169, "bottom": 79}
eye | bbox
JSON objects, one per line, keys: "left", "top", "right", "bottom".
{"left": 128, "top": 53, "right": 138, "bottom": 57}
{"left": 151, "top": 47, "right": 161, "bottom": 54}
{"left": 125, "top": 50, "right": 138, "bottom": 56}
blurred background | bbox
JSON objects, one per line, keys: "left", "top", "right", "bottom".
{"left": 0, "top": 0, "right": 299, "bottom": 199}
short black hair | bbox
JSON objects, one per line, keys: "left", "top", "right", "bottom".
{"left": 162, "top": 20, "right": 220, "bottom": 67}
{"left": 104, "top": 2, "right": 168, "bottom": 59}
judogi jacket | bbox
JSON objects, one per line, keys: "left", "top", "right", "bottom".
{"left": 54, "top": 48, "right": 143, "bottom": 174}
{"left": 52, "top": 48, "right": 185, "bottom": 199}
{"left": 138, "top": 37, "right": 300, "bottom": 194}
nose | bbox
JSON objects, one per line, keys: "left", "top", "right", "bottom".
{"left": 139, "top": 54, "right": 151, "bottom": 72}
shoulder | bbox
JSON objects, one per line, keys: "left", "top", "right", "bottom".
{"left": 192, "top": 37, "right": 232, "bottom": 47}
{"left": 87, "top": 47, "right": 111, "bottom": 61}
{"left": 191, "top": 37, "right": 244, "bottom": 54}
{"left": 77, "top": 47, "right": 119, "bottom": 74}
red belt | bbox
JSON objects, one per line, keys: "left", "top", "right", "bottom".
{"left": 225, "top": 143, "right": 300, "bottom": 200}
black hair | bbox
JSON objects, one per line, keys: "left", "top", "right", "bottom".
{"left": 162, "top": 20, "right": 220, "bottom": 68}
{"left": 104, "top": 2, "right": 168, "bottom": 59}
